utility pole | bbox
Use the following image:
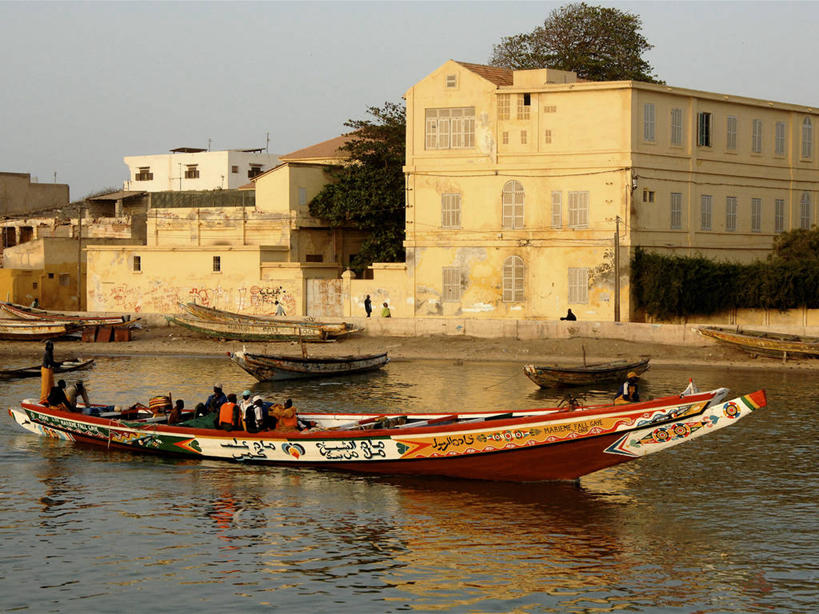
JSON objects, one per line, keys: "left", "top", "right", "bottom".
{"left": 614, "top": 215, "right": 621, "bottom": 322}
{"left": 76, "top": 203, "right": 83, "bottom": 310}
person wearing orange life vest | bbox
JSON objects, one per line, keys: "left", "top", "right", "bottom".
{"left": 274, "top": 399, "right": 299, "bottom": 431}
{"left": 218, "top": 393, "right": 242, "bottom": 431}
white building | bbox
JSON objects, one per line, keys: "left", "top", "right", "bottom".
{"left": 123, "top": 147, "right": 280, "bottom": 192}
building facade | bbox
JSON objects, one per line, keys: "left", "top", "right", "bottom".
{"left": 123, "top": 148, "right": 280, "bottom": 192}
{"left": 402, "top": 60, "right": 819, "bottom": 321}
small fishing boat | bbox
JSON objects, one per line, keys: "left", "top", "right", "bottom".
{"left": 698, "top": 326, "right": 819, "bottom": 360}
{"left": 166, "top": 314, "right": 360, "bottom": 343}
{"left": 8, "top": 384, "right": 766, "bottom": 482}
{"left": 523, "top": 357, "right": 650, "bottom": 388}
{"left": 0, "top": 358, "right": 95, "bottom": 381}
{"left": 0, "top": 301, "right": 131, "bottom": 326}
{"left": 179, "top": 302, "right": 358, "bottom": 335}
{"left": 230, "top": 349, "right": 389, "bottom": 381}
{"left": 0, "top": 320, "right": 84, "bottom": 341}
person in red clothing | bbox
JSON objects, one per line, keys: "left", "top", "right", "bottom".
{"left": 217, "top": 393, "right": 242, "bottom": 430}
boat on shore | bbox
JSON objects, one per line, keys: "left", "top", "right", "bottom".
{"left": 180, "top": 302, "right": 358, "bottom": 333}
{"left": 230, "top": 349, "right": 389, "bottom": 381}
{"left": 698, "top": 326, "right": 819, "bottom": 360}
{"left": 0, "top": 301, "right": 131, "bottom": 326}
{"left": 523, "top": 357, "right": 650, "bottom": 388}
{"left": 8, "top": 384, "right": 766, "bottom": 482}
{"left": 167, "top": 313, "right": 360, "bottom": 343}
{"left": 0, "top": 320, "right": 84, "bottom": 340}
{"left": 0, "top": 358, "right": 95, "bottom": 380}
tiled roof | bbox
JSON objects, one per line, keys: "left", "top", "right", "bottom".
{"left": 280, "top": 134, "right": 353, "bottom": 162}
{"left": 454, "top": 61, "right": 514, "bottom": 87}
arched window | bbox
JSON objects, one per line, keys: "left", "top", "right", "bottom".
{"left": 503, "top": 256, "right": 525, "bottom": 302}
{"left": 502, "top": 180, "right": 524, "bottom": 229}
{"left": 802, "top": 117, "right": 813, "bottom": 159}
{"left": 800, "top": 192, "right": 813, "bottom": 229}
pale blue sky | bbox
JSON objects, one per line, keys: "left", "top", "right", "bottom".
{"left": 1, "top": 1, "right": 817, "bottom": 200}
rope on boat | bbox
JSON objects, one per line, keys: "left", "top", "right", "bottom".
{"left": 483, "top": 371, "right": 522, "bottom": 390}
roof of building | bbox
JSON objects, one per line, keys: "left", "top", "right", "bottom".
{"left": 86, "top": 190, "right": 147, "bottom": 202}
{"left": 170, "top": 147, "right": 207, "bottom": 153}
{"left": 279, "top": 134, "right": 353, "bottom": 162}
{"left": 454, "top": 61, "right": 514, "bottom": 87}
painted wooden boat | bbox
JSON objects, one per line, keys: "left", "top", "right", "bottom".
{"left": 698, "top": 326, "right": 819, "bottom": 360}
{"left": 166, "top": 314, "right": 355, "bottom": 342}
{"left": 0, "top": 358, "right": 95, "bottom": 380}
{"left": 0, "top": 301, "right": 131, "bottom": 326}
{"left": 230, "top": 349, "right": 389, "bottom": 381}
{"left": 0, "top": 320, "right": 84, "bottom": 340}
{"left": 8, "top": 385, "right": 766, "bottom": 482}
{"left": 179, "top": 302, "right": 359, "bottom": 336}
{"left": 523, "top": 358, "right": 650, "bottom": 388}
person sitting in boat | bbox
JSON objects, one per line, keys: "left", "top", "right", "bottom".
{"left": 217, "top": 393, "right": 242, "bottom": 431}
{"left": 253, "top": 396, "right": 271, "bottom": 431}
{"left": 66, "top": 380, "right": 90, "bottom": 412}
{"left": 168, "top": 399, "right": 184, "bottom": 425}
{"left": 205, "top": 384, "right": 228, "bottom": 414}
{"left": 273, "top": 399, "right": 299, "bottom": 432}
{"left": 614, "top": 371, "right": 641, "bottom": 405}
{"left": 239, "top": 390, "right": 253, "bottom": 413}
{"left": 193, "top": 403, "right": 208, "bottom": 418}
{"left": 45, "top": 379, "right": 75, "bottom": 412}
{"left": 40, "top": 340, "right": 59, "bottom": 403}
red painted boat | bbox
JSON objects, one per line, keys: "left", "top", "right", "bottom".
{"left": 8, "top": 385, "right": 766, "bottom": 482}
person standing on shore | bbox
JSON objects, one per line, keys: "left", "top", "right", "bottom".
{"left": 40, "top": 340, "right": 59, "bottom": 402}
{"left": 364, "top": 295, "right": 372, "bottom": 318}
{"left": 275, "top": 300, "right": 286, "bottom": 316}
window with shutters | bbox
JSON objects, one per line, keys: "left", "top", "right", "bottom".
{"left": 212, "top": 256, "right": 221, "bottom": 272}
{"left": 670, "top": 192, "right": 682, "bottom": 229}
{"left": 441, "top": 193, "right": 461, "bottom": 229}
{"left": 568, "top": 191, "right": 589, "bottom": 228}
{"left": 544, "top": 129, "right": 552, "bottom": 144}
{"left": 184, "top": 164, "right": 199, "bottom": 179}
{"left": 442, "top": 267, "right": 461, "bottom": 301}
{"left": 502, "top": 181, "right": 524, "bottom": 229}
{"left": 726, "top": 116, "right": 737, "bottom": 150}
{"left": 520, "top": 130, "right": 527, "bottom": 145}
{"left": 775, "top": 199, "right": 785, "bottom": 233}
{"left": 497, "top": 94, "right": 510, "bottom": 120}
{"left": 697, "top": 112, "right": 712, "bottom": 147}
{"left": 701, "top": 195, "right": 712, "bottom": 231}
{"left": 135, "top": 167, "right": 153, "bottom": 181}
{"left": 725, "top": 196, "right": 737, "bottom": 232}
{"left": 751, "top": 198, "right": 762, "bottom": 233}
{"left": 551, "top": 191, "right": 562, "bottom": 229}
{"left": 445, "top": 74, "right": 457, "bottom": 88}
{"left": 298, "top": 187, "right": 307, "bottom": 206}
{"left": 568, "top": 267, "right": 589, "bottom": 304}
{"left": 248, "top": 164, "right": 263, "bottom": 178}
{"left": 502, "top": 131, "right": 509, "bottom": 145}
{"left": 775, "top": 122, "right": 786, "bottom": 156}
{"left": 802, "top": 118, "right": 813, "bottom": 159}
{"left": 133, "top": 255, "right": 141, "bottom": 272}
{"left": 671, "top": 108, "right": 683, "bottom": 146}
{"left": 517, "top": 94, "right": 530, "bottom": 119}
{"left": 503, "top": 256, "right": 524, "bottom": 302}
{"left": 643, "top": 103, "right": 655, "bottom": 142}
{"left": 752, "top": 119, "right": 763, "bottom": 153}
{"left": 800, "top": 192, "right": 812, "bottom": 229}
{"left": 425, "top": 107, "right": 475, "bottom": 150}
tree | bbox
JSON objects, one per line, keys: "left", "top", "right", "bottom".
{"left": 309, "top": 102, "right": 406, "bottom": 275}
{"left": 489, "top": 2, "right": 661, "bottom": 83}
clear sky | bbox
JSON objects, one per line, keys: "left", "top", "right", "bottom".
{"left": 1, "top": 1, "right": 817, "bottom": 201}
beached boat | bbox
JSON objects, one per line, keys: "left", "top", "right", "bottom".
{"left": 166, "top": 313, "right": 359, "bottom": 343}
{"left": 698, "top": 326, "right": 819, "bottom": 360}
{"left": 0, "top": 320, "right": 83, "bottom": 341}
{"left": 8, "top": 384, "right": 766, "bottom": 482}
{"left": 230, "top": 349, "right": 389, "bottom": 381}
{"left": 0, "top": 301, "right": 131, "bottom": 326}
{"left": 523, "top": 358, "right": 650, "bottom": 388}
{"left": 179, "top": 302, "right": 358, "bottom": 335}
{"left": 0, "top": 358, "right": 95, "bottom": 381}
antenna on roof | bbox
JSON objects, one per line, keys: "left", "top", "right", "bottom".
{"left": 208, "top": 138, "right": 212, "bottom": 152}
{"left": 266, "top": 132, "right": 269, "bottom": 153}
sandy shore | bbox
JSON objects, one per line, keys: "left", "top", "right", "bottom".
{"left": 1, "top": 324, "right": 816, "bottom": 373}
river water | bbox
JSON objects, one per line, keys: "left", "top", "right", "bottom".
{"left": 0, "top": 355, "right": 816, "bottom": 613}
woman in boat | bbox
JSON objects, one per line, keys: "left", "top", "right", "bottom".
{"left": 40, "top": 340, "right": 59, "bottom": 402}
{"left": 274, "top": 399, "right": 299, "bottom": 431}
{"left": 614, "top": 371, "right": 640, "bottom": 404}
{"left": 217, "top": 393, "right": 242, "bottom": 431}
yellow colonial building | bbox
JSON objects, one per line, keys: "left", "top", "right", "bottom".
{"left": 403, "top": 60, "right": 818, "bottom": 321}
{"left": 85, "top": 135, "right": 370, "bottom": 317}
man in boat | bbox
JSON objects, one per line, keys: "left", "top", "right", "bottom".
{"left": 273, "top": 399, "right": 300, "bottom": 431}
{"left": 65, "top": 380, "right": 90, "bottom": 412}
{"left": 217, "top": 393, "right": 242, "bottom": 431}
{"left": 253, "top": 396, "right": 270, "bottom": 431}
{"left": 614, "top": 371, "right": 640, "bottom": 404}
{"left": 239, "top": 390, "right": 253, "bottom": 414}
{"left": 40, "top": 340, "right": 59, "bottom": 403}
{"left": 205, "top": 384, "right": 228, "bottom": 414}
{"left": 168, "top": 399, "right": 184, "bottom": 425}
{"left": 45, "top": 379, "right": 75, "bottom": 412}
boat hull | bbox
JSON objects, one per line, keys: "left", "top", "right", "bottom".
{"left": 523, "top": 358, "right": 650, "bottom": 387}
{"left": 0, "top": 301, "right": 129, "bottom": 325}
{"left": 230, "top": 350, "right": 389, "bottom": 381}
{"left": 0, "top": 321, "right": 83, "bottom": 340}
{"left": 698, "top": 326, "right": 819, "bottom": 359}
{"left": 9, "top": 388, "right": 766, "bottom": 482}
{"left": 0, "top": 358, "right": 95, "bottom": 380}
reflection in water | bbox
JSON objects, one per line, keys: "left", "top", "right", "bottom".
{"left": 0, "top": 356, "right": 816, "bottom": 612}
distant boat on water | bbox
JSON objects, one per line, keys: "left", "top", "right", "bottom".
{"left": 230, "top": 349, "right": 389, "bottom": 381}
{"left": 523, "top": 358, "right": 650, "bottom": 388}
{"left": 698, "top": 326, "right": 819, "bottom": 360}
